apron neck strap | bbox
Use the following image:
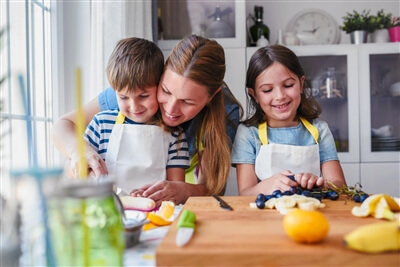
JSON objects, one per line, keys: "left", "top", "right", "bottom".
{"left": 116, "top": 112, "right": 125, "bottom": 124}
{"left": 299, "top": 117, "right": 319, "bottom": 144}
{"left": 258, "top": 117, "right": 319, "bottom": 145}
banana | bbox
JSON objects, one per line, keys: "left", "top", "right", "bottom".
{"left": 352, "top": 194, "right": 400, "bottom": 220}
{"left": 344, "top": 219, "right": 400, "bottom": 253}
{"left": 275, "top": 196, "right": 297, "bottom": 214}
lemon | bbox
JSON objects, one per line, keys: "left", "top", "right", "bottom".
{"left": 283, "top": 209, "right": 329, "bottom": 243}
{"left": 146, "top": 201, "right": 175, "bottom": 226}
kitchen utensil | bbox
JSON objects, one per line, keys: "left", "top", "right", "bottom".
{"left": 123, "top": 210, "right": 148, "bottom": 248}
{"left": 212, "top": 195, "right": 233, "bottom": 211}
{"left": 176, "top": 210, "right": 196, "bottom": 247}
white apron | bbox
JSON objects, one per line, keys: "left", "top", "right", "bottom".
{"left": 105, "top": 112, "right": 168, "bottom": 192}
{"left": 255, "top": 117, "right": 321, "bottom": 180}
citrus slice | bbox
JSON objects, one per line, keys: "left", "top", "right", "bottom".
{"left": 158, "top": 201, "right": 175, "bottom": 219}
{"left": 147, "top": 212, "right": 173, "bottom": 226}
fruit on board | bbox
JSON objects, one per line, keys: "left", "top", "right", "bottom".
{"left": 351, "top": 194, "right": 400, "bottom": 220}
{"left": 283, "top": 209, "right": 329, "bottom": 243}
{"left": 146, "top": 201, "right": 175, "bottom": 227}
{"left": 344, "top": 219, "right": 400, "bottom": 253}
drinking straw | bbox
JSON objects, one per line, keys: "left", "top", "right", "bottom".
{"left": 75, "top": 68, "right": 90, "bottom": 266}
{"left": 75, "top": 68, "right": 88, "bottom": 178}
{"left": 17, "top": 74, "right": 56, "bottom": 266}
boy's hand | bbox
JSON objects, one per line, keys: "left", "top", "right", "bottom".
{"left": 70, "top": 147, "right": 108, "bottom": 177}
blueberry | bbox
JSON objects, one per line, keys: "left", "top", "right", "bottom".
{"left": 264, "top": 194, "right": 273, "bottom": 201}
{"left": 328, "top": 191, "right": 339, "bottom": 201}
{"left": 287, "top": 175, "right": 295, "bottom": 181}
{"left": 282, "top": 190, "right": 294, "bottom": 196}
{"left": 256, "top": 199, "right": 265, "bottom": 209}
{"left": 311, "top": 192, "right": 322, "bottom": 201}
{"left": 321, "top": 191, "right": 330, "bottom": 199}
{"left": 256, "top": 193, "right": 266, "bottom": 202}
{"left": 301, "top": 190, "right": 312, "bottom": 197}
{"left": 272, "top": 190, "right": 282, "bottom": 198}
{"left": 353, "top": 194, "right": 361, "bottom": 203}
{"left": 359, "top": 193, "right": 369, "bottom": 203}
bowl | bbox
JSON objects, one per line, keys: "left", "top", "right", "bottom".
{"left": 296, "top": 32, "right": 320, "bottom": 45}
{"left": 389, "top": 81, "right": 400, "bottom": 97}
{"left": 123, "top": 210, "right": 147, "bottom": 248}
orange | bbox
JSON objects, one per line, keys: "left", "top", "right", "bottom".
{"left": 283, "top": 209, "right": 329, "bottom": 243}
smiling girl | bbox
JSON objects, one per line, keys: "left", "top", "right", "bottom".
{"left": 232, "top": 45, "right": 346, "bottom": 196}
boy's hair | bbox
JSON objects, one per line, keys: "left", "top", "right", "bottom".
{"left": 106, "top": 37, "right": 164, "bottom": 92}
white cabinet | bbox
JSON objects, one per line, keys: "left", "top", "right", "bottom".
{"left": 246, "top": 44, "right": 400, "bottom": 196}
{"left": 156, "top": 0, "right": 246, "bottom": 50}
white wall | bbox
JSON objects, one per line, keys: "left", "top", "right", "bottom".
{"left": 245, "top": 1, "right": 400, "bottom": 45}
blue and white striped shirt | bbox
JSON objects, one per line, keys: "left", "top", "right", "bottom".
{"left": 84, "top": 109, "right": 190, "bottom": 169}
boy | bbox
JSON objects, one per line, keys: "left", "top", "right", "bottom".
{"left": 84, "top": 37, "right": 189, "bottom": 193}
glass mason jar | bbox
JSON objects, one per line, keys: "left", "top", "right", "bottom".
{"left": 50, "top": 178, "right": 124, "bottom": 266}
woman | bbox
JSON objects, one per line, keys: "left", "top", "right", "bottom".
{"left": 51, "top": 35, "right": 242, "bottom": 205}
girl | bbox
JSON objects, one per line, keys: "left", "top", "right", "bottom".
{"left": 232, "top": 45, "right": 346, "bottom": 196}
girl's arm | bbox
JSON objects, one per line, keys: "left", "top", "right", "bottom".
{"left": 321, "top": 160, "right": 346, "bottom": 188}
{"left": 236, "top": 164, "right": 298, "bottom": 195}
{"left": 51, "top": 97, "right": 108, "bottom": 177}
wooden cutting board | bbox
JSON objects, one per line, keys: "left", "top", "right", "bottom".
{"left": 156, "top": 196, "right": 399, "bottom": 266}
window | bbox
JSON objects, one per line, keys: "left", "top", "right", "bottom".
{"left": 0, "top": 0, "right": 55, "bottom": 197}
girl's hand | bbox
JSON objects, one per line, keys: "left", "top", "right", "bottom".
{"left": 295, "top": 173, "right": 324, "bottom": 190}
{"left": 259, "top": 170, "right": 298, "bottom": 195}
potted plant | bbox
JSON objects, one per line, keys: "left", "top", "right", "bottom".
{"left": 388, "top": 16, "right": 400, "bottom": 42}
{"left": 340, "top": 9, "right": 371, "bottom": 44}
{"left": 369, "top": 10, "right": 392, "bottom": 43}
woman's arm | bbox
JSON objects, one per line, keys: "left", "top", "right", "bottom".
{"left": 51, "top": 97, "right": 108, "bottom": 177}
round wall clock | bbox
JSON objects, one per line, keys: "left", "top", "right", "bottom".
{"left": 286, "top": 9, "right": 340, "bottom": 45}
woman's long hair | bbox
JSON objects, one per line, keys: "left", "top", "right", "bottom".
{"left": 166, "top": 35, "right": 232, "bottom": 195}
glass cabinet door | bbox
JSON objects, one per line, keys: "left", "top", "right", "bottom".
{"left": 360, "top": 43, "right": 400, "bottom": 162}
{"left": 155, "top": 0, "right": 245, "bottom": 49}
{"left": 290, "top": 45, "right": 360, "bottom": 163}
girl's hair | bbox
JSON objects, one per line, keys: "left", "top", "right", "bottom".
{"left": 165, "top": 34, "right": 231, "bottom": 196}
{"left": 244, "top": 44, "right": 321, "bottom": 126}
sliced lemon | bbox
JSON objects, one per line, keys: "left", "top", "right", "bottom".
{"left": 147, "top": 212, "right": 173, "bottom": 226}
{"left": 158, "top": 201, "right": 175, "bottom": 219}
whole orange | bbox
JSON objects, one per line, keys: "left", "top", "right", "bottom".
{"left": 283, "top": 209, "right": 329, "bottom": 243}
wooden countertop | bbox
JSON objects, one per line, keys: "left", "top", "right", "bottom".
{"left": 156, "top": 196, "right": 399, "bottom": 266}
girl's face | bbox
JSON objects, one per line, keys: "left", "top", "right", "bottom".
{"left": 249, "top": 62, "right": 305, "bottom": 128}
{"left": 157, "top": 68, "right": 210, "bottom": 127}
{"left": 116, "top": 85, "right": 159, "bottom": 123}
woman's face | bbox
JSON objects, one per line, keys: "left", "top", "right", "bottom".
{"left": 157, "top": 68, "right": 210, "bottom": 127}
{"left": 249, "top": 62, "right": 304, "bottom": 128}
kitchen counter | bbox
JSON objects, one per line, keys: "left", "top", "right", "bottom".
{"left": 156, "top": 196, "right": 399, "bottom": 266}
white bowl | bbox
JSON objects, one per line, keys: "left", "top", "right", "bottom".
{"left": 389, "top": 81, "right": 400, "bottom": 97}
{"left": 296, "top": 32, "right": 320, "bottom": 45}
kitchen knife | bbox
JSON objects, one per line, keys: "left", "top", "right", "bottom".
{"left": 176, "top": 209, "right": 196, "bottom": 247}
{"left": 212, "top": 195, "right": 233, "bottom": 211}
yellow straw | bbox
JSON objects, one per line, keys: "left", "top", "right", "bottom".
{"left": 75, "top": 68, "right": 88, "bottom": 178}
{"left": 75, "top": 68, "right": 90, "bottom": 266}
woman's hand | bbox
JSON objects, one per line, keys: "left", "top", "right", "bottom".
{"left": 130, "top": 180, "right": 207, "bottom": 207}
{"left": 295, "top": 173, "right": 324, "bottom": 190}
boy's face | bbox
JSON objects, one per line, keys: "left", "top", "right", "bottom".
{"left": 116, "top": 85, "right": 159, "bottom": 123}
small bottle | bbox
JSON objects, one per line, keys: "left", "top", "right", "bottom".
{"left": 325, "top": 67, "right": 337, "bottom": 98}
{"left": 157, "top": 7, "right": 164, "bottom": 40}
{"left": 249, "top": 6, "right": 270, "bottom": 46}
{"left": 256, "top": 35, "right": 269, "bottom": 47}
{"left": 205, "top": 5, "right": 234, "bottom": 38}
